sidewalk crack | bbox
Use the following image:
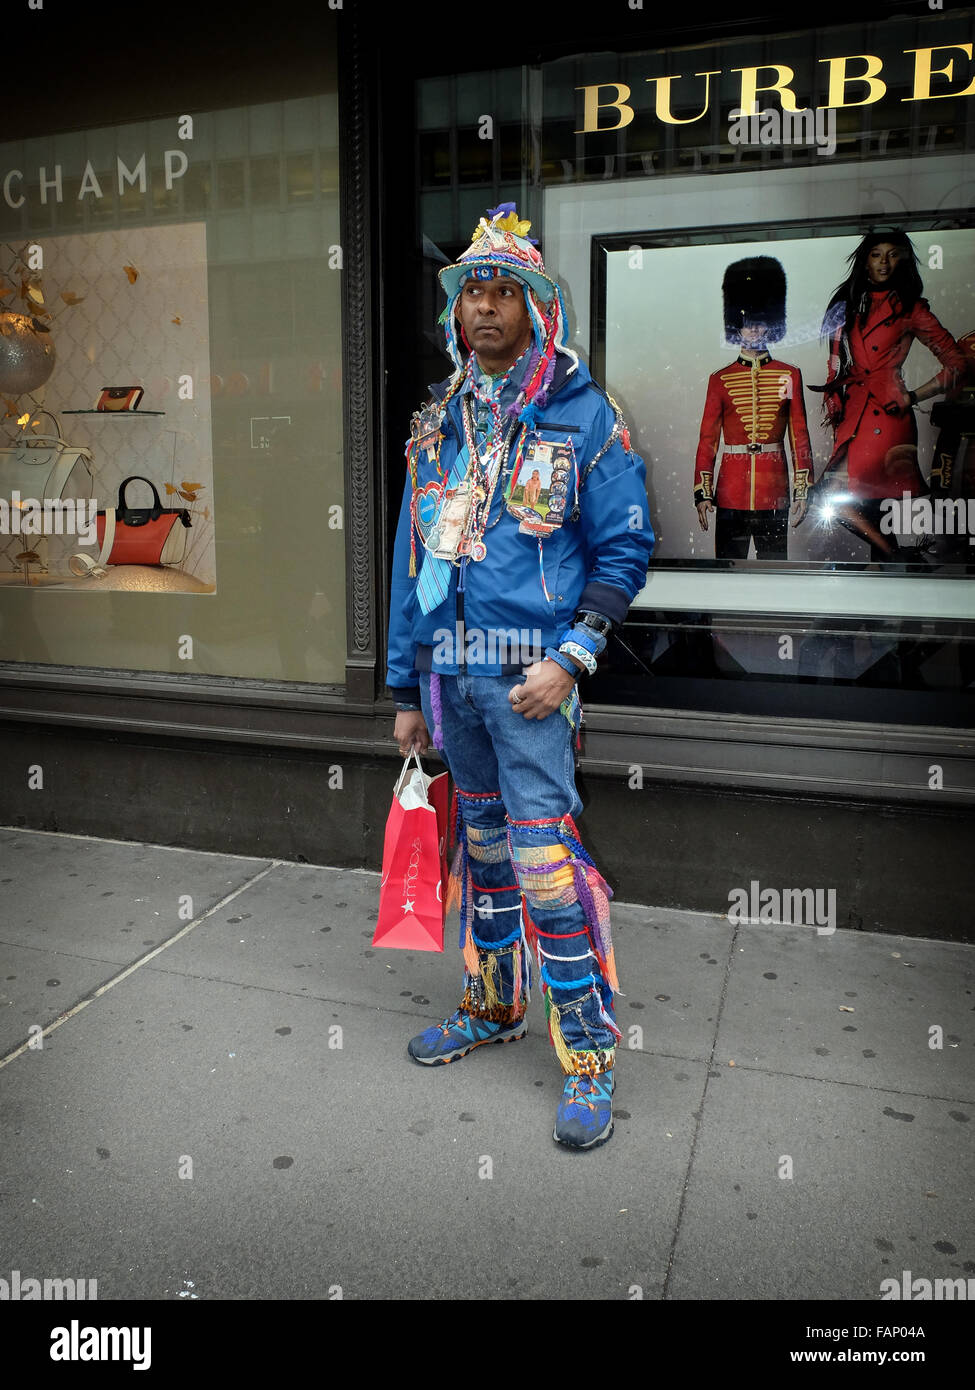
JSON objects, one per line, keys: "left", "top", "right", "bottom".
{"left": 0, "top": 862, "right": 284, "bottom": 1072}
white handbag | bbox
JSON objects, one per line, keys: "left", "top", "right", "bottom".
{"left": 0, "top": 413, "right": 94, "bottom": 525}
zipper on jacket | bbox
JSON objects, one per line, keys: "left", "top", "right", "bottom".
{"left": 456, "top": 554, "right": 467, "bottom": 671}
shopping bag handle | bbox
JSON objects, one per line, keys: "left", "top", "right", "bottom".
{"left": 393, "top": 746, "right": 426, "bottom": 798}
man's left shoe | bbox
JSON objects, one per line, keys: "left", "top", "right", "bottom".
{"left": 553, "top": 1069, "right": 615, "bottom": 1149}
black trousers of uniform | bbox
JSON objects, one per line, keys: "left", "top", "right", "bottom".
{"left": 715, "top": 506, "right": 789, "bottom": 559}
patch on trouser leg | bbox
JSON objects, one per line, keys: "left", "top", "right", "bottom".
{"left": 507, "top": 814, "right": 620, "bottom": 994}
{"left": 465, "top": 823, "right": 510, "bottom": 865}
{"left": 509, "top": 842, "right": 578, "bottom": 907}
{"left": 445, "top": 787, "right": 505, "bottom": 932}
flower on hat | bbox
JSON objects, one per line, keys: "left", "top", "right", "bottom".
{"left": 476, "top": 202, "right": 537, "bottom": 243}
{"left": 497, "top": 210, "right": 534, "bottom": 238}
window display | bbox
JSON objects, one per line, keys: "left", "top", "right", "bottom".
{"left": 593, "top": 220, "right": 974, "bottom": 585}
{"left": 413, "top": 11, "right": 975, "bottom": 721}
{"left": 0, "top": 76, "right": 345, "bottom": 683}
{"left": 0, "top": 223, "right": 214, "bottom": 593}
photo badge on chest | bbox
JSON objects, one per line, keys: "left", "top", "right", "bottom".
{"left": 424, "top": 476, "right": 474, "bottom": 561}
{"left": 411, "top": 402, "right": 443, "bottom": 465}
{"left": 505, "top": 435, "right": 576, "bottom": 537}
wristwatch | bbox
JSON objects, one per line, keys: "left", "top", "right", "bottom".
{"left": 576, "top": 610, "right": 614, "bottom": 637}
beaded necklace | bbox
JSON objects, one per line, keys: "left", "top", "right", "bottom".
{"left": 461, "top": 396, "right": 520, "bottom": 538}
{"left": 460, "top": 348, "right": 529, "bottom": 548}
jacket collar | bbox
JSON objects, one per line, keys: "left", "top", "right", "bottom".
{"left": 428, "top": 347, "right": 582, "bottom": 408}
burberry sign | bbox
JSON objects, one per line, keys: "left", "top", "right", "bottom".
{"left": 576, "top": 43, "right": 975, "bottom": 132}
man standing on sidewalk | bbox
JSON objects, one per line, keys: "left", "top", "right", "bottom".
{"left": 386, "top": 205, "right": 653, "bottom": 1149}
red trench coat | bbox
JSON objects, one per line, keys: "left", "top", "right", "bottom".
{"left": 823, "top": 290, "right": 967, "bottom": 500}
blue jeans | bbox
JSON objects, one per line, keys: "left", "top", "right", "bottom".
{"left": 419, "top": 671, "right": 619, "bottom": 1070}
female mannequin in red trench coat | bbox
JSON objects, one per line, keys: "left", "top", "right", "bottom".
{"left": 814, "top": 229, "right": 967, "bottom": 560}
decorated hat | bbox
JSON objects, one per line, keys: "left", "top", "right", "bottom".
{"left": 434, "top": 204, "right": 577, "bottom": 420}
{"left": 439, "top": 204, "right": 558, "bottom": 305}
{"left": 723, "top": 256, "right": 787, "bottom": 343}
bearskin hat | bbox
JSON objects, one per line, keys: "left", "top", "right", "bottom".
{"left": 722, "top": 256, "right": 787, "bottom": 344}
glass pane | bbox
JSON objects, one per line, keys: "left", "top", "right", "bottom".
{"left": 413, "top": 10, "right": 975, "bottom": 720}
{"left": 0, "top": 31, "right": 345, "bottom": 685}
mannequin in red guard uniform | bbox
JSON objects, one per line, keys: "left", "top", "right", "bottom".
{"left": 812, "top": 228, "right": 966, "bottom": 560}
{"left": 694, "top": 256, "right": 812, "bottom": 559}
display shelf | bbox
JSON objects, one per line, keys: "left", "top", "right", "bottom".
{"left": 62, "top": 409, "right": 165, "bottom": 415}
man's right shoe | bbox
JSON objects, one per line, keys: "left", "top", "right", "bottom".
{"left": 408, "top": 1003, "right": 527, "bottom": 1065}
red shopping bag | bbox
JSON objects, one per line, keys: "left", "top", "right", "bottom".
{"left": 373, "top": 750, "right": 449, "bottom": 951}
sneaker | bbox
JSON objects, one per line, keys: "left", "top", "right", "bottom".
{"left": 408, "top": 1004, "right": 527, "bottom": 1066}
{"left": 553, "top": 1070, "right": 615, "bottom": 1149}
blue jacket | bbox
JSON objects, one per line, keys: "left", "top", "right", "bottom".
{"left": 386, "top": 352, "right": 654, "bottom": 700}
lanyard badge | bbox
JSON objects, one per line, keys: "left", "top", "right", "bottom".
{"left": 506, "top": 435, "right": 576, "bottom": 537}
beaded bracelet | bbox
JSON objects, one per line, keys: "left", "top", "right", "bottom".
{"left": 559, "top": 640, "right": 598, "bottom": 675}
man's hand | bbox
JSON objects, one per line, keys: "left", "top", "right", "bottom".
{"left": 394, "top": 710, "right": 430, "bottom": 755}
{"left": 696, "top": 499, "right": 714, "bottom": 532}
{"left": 508, "top": 659, "right": 578, "bottom": 720}
{"left": 790, "top": 497, "right": 808, "bottom": 527}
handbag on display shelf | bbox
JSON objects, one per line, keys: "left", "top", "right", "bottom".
{"left": 96, "top": 386, "right": 144, "bottom": 412}
{"left": 0, "top": 412, "right": 94, "bottom": 522}
{"left": 69, "top": 475, "right": 192, "bottom": 577}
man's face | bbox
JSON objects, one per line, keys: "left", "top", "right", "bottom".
{"left": 740, "top": 320, "right": 769, "bottom": 348}
{"left": 455, "top": 274, "right": 532, "bottom": 366}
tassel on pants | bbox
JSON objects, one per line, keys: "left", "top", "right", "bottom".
{"left": 423, "top": 670, "right": 620, "bottom": 1077}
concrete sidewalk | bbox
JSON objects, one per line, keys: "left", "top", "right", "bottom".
{"left": 0, "top": 824, "right": 972, "bottom": 1302}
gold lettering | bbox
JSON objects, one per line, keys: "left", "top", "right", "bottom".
{"left": 903, "top": 43, "right": 975, "bottom": 101}
{"left": 645, "top": 71, "right": 720, "bottom": 125}
{"left": 732, "top": 65, "right": 801, "bottom": 114}
{"left": 818, "top": 53, "right": 886, "bottom": 108}
{"left": 575, "top": 83, "right": 634, "bottom": 133}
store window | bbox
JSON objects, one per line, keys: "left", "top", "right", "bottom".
{"left": 413, "top": 11, "right": 975, "bottom": 724}
{"left": 0, "top": 66, "right": 345, "bottom": 685}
